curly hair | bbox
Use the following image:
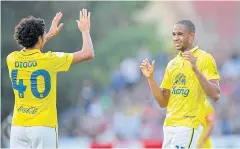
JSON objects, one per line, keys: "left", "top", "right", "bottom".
{"left": 14, "top": 16, "right": 45, "bottom": 48}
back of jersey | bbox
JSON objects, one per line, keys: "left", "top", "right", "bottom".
{"left": 6, "top": 49, "right": 73, "bottom": 127}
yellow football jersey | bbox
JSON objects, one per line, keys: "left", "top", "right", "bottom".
{"left": 160, "top": 46, "right": 220, "bottom": 129}
{"left": 6, "top": 49, "right": 73, "bottom": 128}
{"left": 198, "top": 100, "right": 215, "bottom": 148}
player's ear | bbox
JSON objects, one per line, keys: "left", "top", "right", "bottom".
{"left": 38, "top": 35, "right": 43, "bottom": 43}
{"left": 38, "top": 35, "right": 45, "bottom": 50}
{"left": 189, "top": 32, "right": 194, "bottom": 43}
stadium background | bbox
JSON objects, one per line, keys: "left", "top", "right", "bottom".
{"left": 1, "top": 1, "right": 240, "bottom": 148}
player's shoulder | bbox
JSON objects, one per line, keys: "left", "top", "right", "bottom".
{"left": 196, "top": 49, "right": 215, "bottom": 60}
{"left": 44, "top": 51, "right": 66, "bottom": 58}
{"left": 166, "top": 55, "right": 179, "bottom": 68}
{"left": 6, "top": 51, "right": 20, "bottom": 62}
{"left": 167, "top": 58, "right": 175, "bottom": 66}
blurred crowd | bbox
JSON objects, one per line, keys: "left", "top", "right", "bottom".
{"left": 2, "top": 47, "right": 240, "bottom": 147}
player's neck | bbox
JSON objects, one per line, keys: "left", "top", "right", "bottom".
{"left": 182, "top": 45, "right": 194, "bottom": 52}
{"left": 23, "top": 44, "right": 41, "bottom": 51}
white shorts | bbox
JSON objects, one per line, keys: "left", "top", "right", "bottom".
{"left": 10, "top": 126, "right": 58, "bottom": 149}
{"left": 162, "top": 125, "right": 203, "bottom": 149}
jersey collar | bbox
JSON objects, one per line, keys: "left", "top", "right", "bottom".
{"left": 20, "top": 49, "right": 41, "bottom": 56}
{"left": 178, "top": 46, "right": 199, "bottom": 57}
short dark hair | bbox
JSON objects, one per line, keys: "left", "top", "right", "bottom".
{"left": 176, "top": 20, "right": 195, "bottom": 33}
{"left": 14, "top": 16, "right": 45, "bottom": 48}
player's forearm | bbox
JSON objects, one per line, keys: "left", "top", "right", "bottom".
{"left": 81, "top": 31, "right": 94, "bottom": 57}
{"left": 148, "top": 77, "right": 168, "bottom": 108}
{"left": 201, "top": 123, "right": 214, "bottom": 143}
{"left": 72, "top": 31, "right": 94, "bottom": 64}
{"left": 193, "top": 68, "right": 220, "bottom": 101}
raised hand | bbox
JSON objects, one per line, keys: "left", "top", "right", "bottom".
{"left": 182, "top": 51, "right": 197, "bottom": 71}
{"left": 76, "top": 8, "right": 90, "bottom": 32}
{"left": 140, "top": 58, "right": 155, "bottom": 79}
{"left": 45, "top": 12, "right": 64, "bottom": 41}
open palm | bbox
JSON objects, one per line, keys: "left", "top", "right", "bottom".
{"left": 76, "top": 8, "right": 90, "bottom": 32}
{"left": 140, "top": 59, "right": 155, "bottom": 78}
{"left": 45, "top": 12, "right": 64, "bottom": 41}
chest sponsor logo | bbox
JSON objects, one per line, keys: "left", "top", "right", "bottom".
{"left": 172, "top": 73, "right": 190, "bottom": 97}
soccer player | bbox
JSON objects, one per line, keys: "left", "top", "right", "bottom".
{"left": 140, "top": 20, "right": 220, "bottom": 148}
{"left": 197, "top": 100, "right": 215, "bottom": 148}
{"left": 6, "top": 8, "right": 94, "bottom": 148}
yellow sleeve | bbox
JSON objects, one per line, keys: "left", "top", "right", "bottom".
{"left": 6, "top": 52, "right": 16, "bottom": 71}
{"left": 160, "top": 63, "right": 171, "bottom": 90}
{"left": 204, "top": 101, "right": 215, "bottom": 115}
{"left": 202, "top": 54, "right": 220, "bottom": 81}
{"left": 47, "top": 52, "right": 73, "bottom": 72}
